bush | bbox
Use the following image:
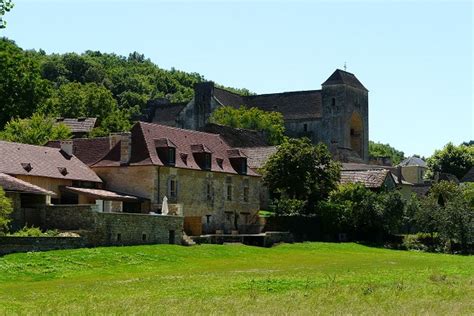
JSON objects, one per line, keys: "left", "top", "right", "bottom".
{"left": 269, "top": 198, "right": 307, "bottom": 216}
{"left": 0, "top": 187, "right": 13, "bottom": 235}
{"left": 9, "top": 226, "right": 59, "bottom": 237}
{"left": 403, "top": 233, "right": 443, "bottom": 252}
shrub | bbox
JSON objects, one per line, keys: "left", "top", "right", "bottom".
{"left": 0, "top": 187, "right": 13, "bottom": 235}
{"left": 403, "top": 233, "right": 443, "bottom": 252}
{"left": 9, "top": 226, "right": 59, "bottom": 237}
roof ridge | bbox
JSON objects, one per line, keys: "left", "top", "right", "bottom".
{"left": 244, "top": 89, "right": 321, "bottom": 98}
{"left": 0, "top": 140, "right": 63, "bottom": 151}
{"left": 138, "top": 121, "right": 224, "bottom": 139}
{"left": 213, "top": 86, "right": 246, "bottom": 97}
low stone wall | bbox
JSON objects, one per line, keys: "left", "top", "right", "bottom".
{"left": 38, "top": 205, "right": 184, "bottom": 247}
{"left": 0, "top": 237, "right": 86, "bottom": 256}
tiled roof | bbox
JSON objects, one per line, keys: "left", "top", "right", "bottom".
{"left": 55, "top": 118, "right": 97, "bottom": 133}
{"left": 461, "top": 166, "right": 474, "bottom": 183}
{"left": 0, "top": 140, "right": 102, "bottom": 183}
{"left": 340, "top": 169, "right": 393, "bottom": 188}
{"left": 342, "top": 163, "right": 388, "bottom": 171}
{"left": 199, "top": 123, "right": 269, "bottom": 148}
{"left": 213, "top": 87, "right": 322, "bottom": 120}
{"left": 62, "top": 186, "right": 147, "bottom": 202}
{"left": 0, "top": 173, "right": 56, "bottom": 195}
{"left": 92, "top": 122, "right": 259, "bottom": 176}
{"left": 322, "top": 69, "right": 368, "bottom": 91}
{"left": 397, "top": 156, "right": 427, "bottom": 167}
{"left": 237, "top": 146, "right": 278, "bottom": 170}
{"left": 46, "top": 137, "right": 111, "bottom": 166}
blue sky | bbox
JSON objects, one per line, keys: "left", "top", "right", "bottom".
{"left": 2, "top": 0, "right": 473, "bottom": 157}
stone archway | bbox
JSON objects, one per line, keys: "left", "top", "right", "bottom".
{"left": 349, "top": 112, "right": 363, "bottom": 158}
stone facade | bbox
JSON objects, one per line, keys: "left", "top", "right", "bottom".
{"left": 170, "top": 69, "right": 369, "bottom": 162}
{"left": 93, "top": 165, "right": 261, "bottom": 236}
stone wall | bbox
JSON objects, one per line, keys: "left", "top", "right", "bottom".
{"left": 37, "top": 205, "right": 183, "bottom": 246}
{"left": 0, "top": 236, "right": 86, "bottom": 256}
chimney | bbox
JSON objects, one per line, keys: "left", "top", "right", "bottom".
{"left": 60, "top": 140, "right": 73, "bottom": 156}
{"left": 110, "top": 132, "right": 132, "bottom": 164}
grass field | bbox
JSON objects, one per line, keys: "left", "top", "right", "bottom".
{"left": 0, "top": 243, "right": 473, "bottom": 315}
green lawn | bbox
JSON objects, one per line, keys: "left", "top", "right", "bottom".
{"left": 0, "top": 243, "right": 472, "bottom": 315}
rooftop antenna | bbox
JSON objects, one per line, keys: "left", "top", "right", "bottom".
{"left": 343, "top": 62, "right": 347, "bottom": 71}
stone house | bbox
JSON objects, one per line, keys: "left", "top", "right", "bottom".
{"left": 148, "top": 69, "right": 369, "bottom": 162}
{"left": 396, "top": 156, "right": 428, "bottom": 185}
{"left": 86, "top": 122, "right": 261, "bottom": 236}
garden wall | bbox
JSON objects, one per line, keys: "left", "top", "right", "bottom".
{"left": 0, "top": 236, "right": 86, "bottom": 256}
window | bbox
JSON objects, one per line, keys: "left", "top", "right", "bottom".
{"left": 203, "top": 153, "right": 211, "bottom": 170}
{"left": 206, "top": 183, "right": 212, "bottom": 201}
{"left": 168, "top": 148, "right": 176, "bottom": 165}
{"left": 206, "top": 214, "right": 212, "bottom": 224}
{"left": 303, "top": 124, "right": 308, "bottom": 132}
{"left": 227, "top": 185, "right": 232, "bottom": 201}
{"left": 169, "top": 179, "right": 177, "bottom": 198}
{"left": 243, "top": 187, "right": 249, "bottom": 202}
{"left": 117, "top": 233, "right": 121, "bottom": 242}
{"left": 332, "top": 98, "right": 336, "bottom": 106}
{"left": 142, "top": 234, "right": 147, "bottom": 241}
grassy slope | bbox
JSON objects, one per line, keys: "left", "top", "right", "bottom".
{"left": 0, "top": 243, "right": 472, "bottom": 315}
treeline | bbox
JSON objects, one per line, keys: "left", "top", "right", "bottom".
{"left": 0, "top": 37, "right": 250, "bottom": 141}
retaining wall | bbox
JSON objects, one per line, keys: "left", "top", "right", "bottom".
{"left": 0, "top": 237, "right": 86, "bottom": 256}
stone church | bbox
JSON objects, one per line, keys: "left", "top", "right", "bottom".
{"left": 148, "top": 69, "right": 369, "bottom": 163}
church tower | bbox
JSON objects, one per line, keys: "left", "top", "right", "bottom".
{"left": 321, "top": 69, "right": 369, "bottom": 162}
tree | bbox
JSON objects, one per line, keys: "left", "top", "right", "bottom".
{"left": 0, "top": 0, "right": 14, "bottom": 29}
{"left": 0, "top": 113, "right": 71, "bottom": 145}
{"left": 210, "top": 106, "right": 286, "bottom": 145}
{"left": 369, "top": 141, "right": 405, "bottom": 165}
{"left": 0, "top": 187, "right": 13, "bottom": 235}
{"left": 426, "top": 142, "right": 474, "bottom": 180}
{"left": 263, "top": 138, "right": 341, "bottom": 214}
{"left": 0, "top": 38, "right": 52, "bottom": 128}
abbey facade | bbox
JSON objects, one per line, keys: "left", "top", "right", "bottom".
{"left": 150, "top": 69, "right": 369, "bottom": 162}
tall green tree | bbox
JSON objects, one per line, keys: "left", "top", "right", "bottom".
{"left": 426, "top": 142, "right": 474, "bottom": 179}
{"left": 0, "top": 38, "right": 52, "bottom": 128}
{"left": 263, "top": 138, "right": 341, "bottom": 213}
{"left": 210, "top": 106, "right": 286, "bottom": 145}
{"left": 0, "top": 187, "right": 13, "bottom": 235}
{"left": 0, "top": 113, "right": 71, "bottom": 145}
{"left": 369, "top": 141, "right": 405, "bottom": 165}
{"left": 0, "top": 0, "right": 13, "bottom": 28}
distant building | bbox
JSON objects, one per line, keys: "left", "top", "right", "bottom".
{"left": 396, "top": 156, "right": 428, "bottom": 185}
{"left": 55, "top": 117, "right": 97, "bottom": 138}
{"left": 148, "top": 69, "right": 369, "bottom": 162}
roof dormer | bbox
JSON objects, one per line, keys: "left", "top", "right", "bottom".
{"left": 155, "top": 138, "right": 177, "bottom": 166}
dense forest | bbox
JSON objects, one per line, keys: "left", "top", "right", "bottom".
{"left": 0, "top": 37, "right": 252, "bottom": 137}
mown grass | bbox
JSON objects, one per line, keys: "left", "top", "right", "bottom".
{"left": 0, "top": 243, "right": 473, "bottom": 315}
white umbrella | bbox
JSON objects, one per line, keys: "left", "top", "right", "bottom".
{"left": 162, "top": 196, "right": 169, "bottom": 215}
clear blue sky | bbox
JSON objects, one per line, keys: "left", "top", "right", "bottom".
{"left": 2, "top": 0, "right": 473, "bottom": 157}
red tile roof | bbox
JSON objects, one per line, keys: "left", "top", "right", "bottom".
{"left": 46, "top": 137, "right": 111, "bottom": 166}
{"left": 0, "top": 173, "right": 56, "bottom": 195}
{"left": 92, "top": 122, "right": 259, "bottom": 176}
{"left": 0, "top": 140, "right": 102, "bottom": 183}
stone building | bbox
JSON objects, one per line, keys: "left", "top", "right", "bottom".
{"left": 149, "top": 69, "right": 369, "bottom": 162}
{"left": 88, "top": 122, "right": 262, "bottom": 236}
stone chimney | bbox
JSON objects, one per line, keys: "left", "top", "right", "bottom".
{"left": 60, "top": 140, "right": 73, "bottom": 156}
{"left": 110, "top": 132, "right": 132, "bottom": 164}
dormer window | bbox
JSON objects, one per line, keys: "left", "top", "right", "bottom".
{"left": 191, "top": 144, "right": 213, "bottom": 171}
{"left": 155, "top": 138, "right": 177, "bottom": 166}
{"left": 227, "top": 149, "right": 248, "bottom": 175}
{"left": 21, "top": 163, "right": 32, "bottom": 172}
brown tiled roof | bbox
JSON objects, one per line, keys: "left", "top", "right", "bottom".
{"left": 237, "top": 146, "right": 279, "bottom": 170}
{"left": 342, "top": 163, "right": 388, "bottom": 171}
{"left": 55, "top": 118, "right": 97, "bottom": 133}
{"left": 152, "top": 102, "right": 187, "bottom": 125}
{"left": 92, "top": 122, "right": 259, "bottom": 177}
{"left": 0, "top": 173, "right": 56, "bottom": 195}
{"left": 199, "top": 123, "right": 269, "bottom": 148}
{"left": 340, "top": 169, "right": 393, "bottom": 188}
{"left": 213, "top": 87, "right": 322, "bottom": 120}
{"left": 461, "top": 167, "right": 474, "bottom": 183}
{"left": 322, "top": 69, "right": 368, "bottom": 91}
{"left": 0, "top": 140, "right": 102, "bottom": 183}
{"left": 46, "top": 137, "right": 111, "bottom": 166}
{"left": 62, "top": 186, "right": 147, "bottom": 202}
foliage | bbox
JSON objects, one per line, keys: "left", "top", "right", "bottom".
{"left": 402, "top": 233, "right": 442, "bottom": 252}
{"left": 368, "top": 140, "right": 405, "bottom": 165}
{"left": 410, "top": 181, "right": 474, "bottom": 253}
{"left": 210, "top": 106, "right": 286, "bottom": 145}
{"left": 269, "top": 198, "right": 307, "bottom": 216}
{"left": 263, "top": 138, "right": 341, "bottom": 214}
{"left": 426, "top": 142, "right": 474, "bottom": 180}
{"left": 0, "top": 0, "right": 13, "bottom": 28}
{"left": 0, "top": 243, "right": 473, "bottom": 314}
{"left": 8, "top": 226, "right": 58, "bottom": 237}
{"left": 0, "top": 187, "right": 13, "bottom": 235}
{"left": 0, "top": 38, "right": 52, "bottom": 128}
{"left": 0, "top": 113, "right": 71, "bottom": 145}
